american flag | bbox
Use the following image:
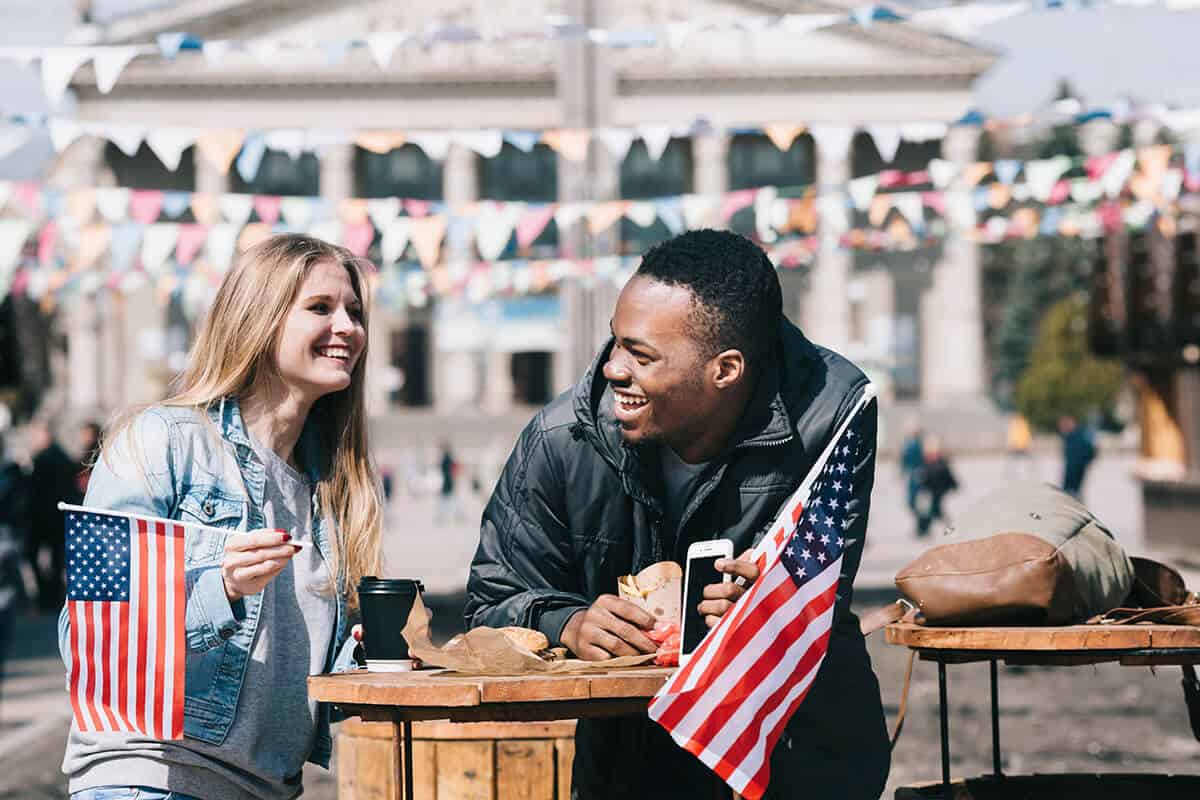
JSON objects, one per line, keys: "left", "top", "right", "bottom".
{"left": 64, "top": 506, "right": 186, "bottom": 740}
{"left": 648, "top": 388, "right": 875, "bottom": 799}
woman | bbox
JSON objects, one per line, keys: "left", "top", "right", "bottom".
{"left": 60, "top": 234, "right": 383, "bottom": 800}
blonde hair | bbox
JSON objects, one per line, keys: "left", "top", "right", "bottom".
{"left": 109, "top": 233, "right": 382, "bottom": 607}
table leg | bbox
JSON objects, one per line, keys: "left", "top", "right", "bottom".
{"left": 938, "top": 660, "right": 951, "bottom": 798}
{"left": 990, "top": 659, "right": 1003, "bottom": 777}
{"left": 403, "top": 720, "right": 415, "bottom": 800}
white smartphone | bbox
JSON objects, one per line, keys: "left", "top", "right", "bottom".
{"left": 679, "top": 538, "right": 734, "bottom": 667}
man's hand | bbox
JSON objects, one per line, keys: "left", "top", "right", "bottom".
{"left": 560, "top": 594, "right": 658, "bottom": 660}
{"left": 222, "top": 529, "right": 300, "bottom": 603}
{"left": 697, "top": 550, "right": 760, "bottom": 628}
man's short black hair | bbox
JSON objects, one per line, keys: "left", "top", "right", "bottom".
{"left": 635, "top": 229, "right": 783, "bottom": 365}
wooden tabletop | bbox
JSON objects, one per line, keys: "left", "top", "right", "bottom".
{"left": 885, "top": 622, "right": 1200, "bottom": 666}
{"left": 308, "top": 667, "right": 675, "bottom": 723}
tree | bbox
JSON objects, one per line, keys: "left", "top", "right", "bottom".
{"left": 1014, "top": 293, "right": 1124, "bottom": 432}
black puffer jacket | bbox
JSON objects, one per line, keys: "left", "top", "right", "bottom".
{"left": 465, "top": 320, "right": 890, "bottom": 800}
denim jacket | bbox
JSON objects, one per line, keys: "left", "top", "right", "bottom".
{"left": 57, "top": 397, "right": 358, "bottom": 768}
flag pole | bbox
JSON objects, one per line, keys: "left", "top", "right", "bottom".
{"left": 57, "top": 501, "right": 232, "bottom": 539}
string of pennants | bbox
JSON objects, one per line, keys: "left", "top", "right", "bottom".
{"left": 0, "top": 141, "right": 1197, "bottom": 310}
{"left": 6, "top": 0, "right": 1191, "bottom": 107}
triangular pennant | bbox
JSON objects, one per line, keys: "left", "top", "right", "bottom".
{"left": 1046, "top": 179, "right": 1070, "bottom": 206}
{"left": 92, "top": 46, "right": 140, "bottom": 94}
{"left": 219, "top": 194, "right": 254, "bottom": 226}
{"left": 454, "top": 130, "right": 503, "bottom": 159}
{"left": 993, "top": 159, "right": 1022, "bottom": 185}
{"left": 196, "top": 129, "right": 245, "bottom": 175}
{"left": 809, "top": 124, "right": 855, "bottom": 162}
{"left": 1070, "top": 178, "right": 1102, "bottom": 205}
{"left": 366, "top": 198, "right": 401, "bottom": 230}
{"left": 343, "top": 222, "right": 375, "bottom": 258}
{"left": 587, "top": 201, "right": 628, "bottom": 235}
{"left": 1086, "top": 151, "right": 1121, "bottom": 181}
{"left": 920, "top": 191, "right": 946, "bottom": 217}
{"left": 338, "top": 198, "right": 370, "bottom": 225}
{"left": 868, "top": 194, "right": 892, "bottom": 227}
{"left": 597, "top": 128, "right": 635, "bottom": 161}
{"left": 404, "top": 199, "right": 432, "bottom": 218}
{"left": 1137, "top": 144, "right": 1172, "bottom": 182}
{"left": 543, "top": 129, "right": 591, "bottom": 162}
{"left": 502, "top": 130, "right": 540, "bottom": 154}
{"left": 639, "top": 126, "right": 673, "bottom": 161}
{"left": 155, "top": 33, "right": 188, "bottom": 60}
{"left": 109, "top": 223, "right": 142, "bottom": 271}
{"left": 867, "top": 125, "right": 901, "bottom": 163}
{"left": 321, "top": 41, "right": 351, "bottom": 67}
{"left": 64, "top": 188, "right": 96, "bottom": 224}
{"left": 516, "top": 205, "right": 556, "bottom": 248}
{"left": 381, "top": 218, "right": 411, "bottom": 265}
{"left": 40, "top": 47, "right": 92, "bottom": 107}
{"left": 900, "top": 122, "right": 948, "bottom": 143}
{"left": 554, "top": 202, "right": 586, "bottom": 231}
{"left": 1102, "top": 150, "right": 1137, "bottom": 198}
{"left": 656, "top": 198, "right": 685, "bottom": 234}
{"left": 102, "top": 124, "right": 144, "bottom": 158}
{"left": 988, "top": 182, "right": 1013, "bottom": 209}
{"left": 140, "top": 223, "right": 179, "bottom": 275}
{"left": 95, "top": 187, "right": 130, "bottom": 223}
{"left": 681, "top": 195, "right": 716, "bottom": 229}
{"left": 892, "top": 192, "right": 924, "bottom": 229}
{"left": 719, "top": 189, "right": 756, "bottom": 222}
{"left": 265, "top": 129, "right": 307, "bottom": 160}
{"left": 753, "top": 186, "right": 780, "bottom": 242}
{"left": 253, "top": 195, "right": 282, "bottom": 225}
{"left": 1163, "top": 168, "right": 1185, "bottom": 201}
{"left": 848, "top": 175, "right": 880, "bottom": 211}
{"left": 146, "top": 128, "right": 197, "bottom": 171}
{"left": 475, "top": 203, "right": 522, "bottom": 260}
{"left": 763, "top": 124, "right": 805, "bottom": 152}
{"left": 161, "top": 191, "right": 191, "bottom": 218}
{"left": 190, "top": 193, "right": 220, "bottom": 225}
{"left": 174, "top": 223, "right": 208, "bottom": 265}
{"left": 409, "top": 215, "right": 448, "bottom": 269}
{"left": 624, "top": 201, "right": 658, "bottom": 229}
{"left": 366, "top": 32, "right": 408, "bottom": 70}
{"left": 409, "top": 133, "right": 450, "bottom": 161}
{"left": 963, "top": 162, "right": 992, "bottom": 186}
{"left": 128, "top": 190, "right": 164, "bottom": 224}
{"left": 202, "top": 40, "right": 232, "bottom": 66}
{"left": 236, "top": 134, "right": 268, "bottom": 183}
{"left": 308, "top": 219, "right": 343, "bottom": 246}
{"left": 355, "top": 130, "right": 406, "bottom": 155}
{"left": 1024, "top": 156, "right": 1072, "bottom": 201}
{"left": 48, "top": 118, "right": 83, "bottom": 153}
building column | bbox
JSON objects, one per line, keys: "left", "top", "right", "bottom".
{"left": 483, "top": 349, "right": 515, "bottom": 414}
{"left": 693, "top": 132, "right": 729, "bottom": 199}
{"left": 804, "top": 127, "right": 853, "bottom": 350}
{"left": 433, "top": 143, "right": 481, "bottom": 413}
{"left": 920, "top": 124, "right": 987, "bottom": 405}
{"left": 319, "top": 142, "right": 355, "bottom": 204}
{"left": 195, "top": 150, "right": 230, "bottom": 196}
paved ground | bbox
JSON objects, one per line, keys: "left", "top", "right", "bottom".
{"left": 4, "top": 449, "right": 1196, "bottom": 798}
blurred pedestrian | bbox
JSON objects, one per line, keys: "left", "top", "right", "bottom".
{"left": 436, "top": 441, "right": 460, "bottom": 523}
{"left": 60, "top": 234, "right": 383, "bottom": 800}
{"left": 915, "top": 436, "right": 958, "bottom": 537}
{"left": 0, "top": 432, "right": 30, "bottom": 708}
{"left": 1058, "top": 415, "right": 1096, "bottom": 500}
{"left": 1005, "top": 413, "right": 1032, "bottom": 476}
{"left": 899, "top": 418, "right": 924, "bottom": 533}
{"left": 27, "top": 419, "right": 82, "bottom": 611}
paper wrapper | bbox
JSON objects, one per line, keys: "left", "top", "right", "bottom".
{"left": 401, "top": 592, "right": 656, "bottom": 675}
{"left": 617, "top": 561, "right": 683, "bottom": 624}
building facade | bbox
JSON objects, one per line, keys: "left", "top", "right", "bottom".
{"left": 52, "top": 0, "right": 997, "bottom": 422}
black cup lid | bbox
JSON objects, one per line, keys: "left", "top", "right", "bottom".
{"left": 358, "top": 577, "right": 425, "bottom": 593}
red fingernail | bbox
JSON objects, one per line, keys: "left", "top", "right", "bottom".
{"left": 281, "top": 532, "right": 292, "bottom": 542}
{"left": 353, "top": 628, "right": 362, "bottom": 641}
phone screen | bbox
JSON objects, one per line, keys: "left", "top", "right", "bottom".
{"left": 682, "top": 555, "right": 723, "bottom": 655}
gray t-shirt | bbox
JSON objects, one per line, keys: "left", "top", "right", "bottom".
{"left": 659, "top": 445, "right": 711, "bottom": 541}
{"left": 65, "top": 433, "right": 337, "bottom": 800}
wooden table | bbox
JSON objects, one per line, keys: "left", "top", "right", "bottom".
{"left": 309, "top": 667, "right": 674, "bottom": 800}
{"left": 885, "top": 622, "right": 1200, "bottom": 798}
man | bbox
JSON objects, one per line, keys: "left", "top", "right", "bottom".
{"left": 466, "top": 230, "right": 890, "bottom": 799}
{"left": 1058, "top": 414, "right": 1096, "bottom": 500}
{"left": 27, "top": 420, "right": 83, "bottom": 611}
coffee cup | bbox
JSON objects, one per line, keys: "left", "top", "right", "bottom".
{"left": 357, "top": 577, "right": 425, "bottom": 672}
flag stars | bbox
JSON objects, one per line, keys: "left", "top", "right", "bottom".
{"left": 804, "top": 531, "right": 815, "bottom": 542}
{"left": 820, "top": 534, "right": 830, "bottom": 545}
{"left": 801, "top": 549, "right": 811, "bottom": 560}
{"left": 817, "top": 552, "right": 827, "bottom": 563}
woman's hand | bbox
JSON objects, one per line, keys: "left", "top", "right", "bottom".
{"left": 222, "top": 529, "right": 300, "bottom": 603}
